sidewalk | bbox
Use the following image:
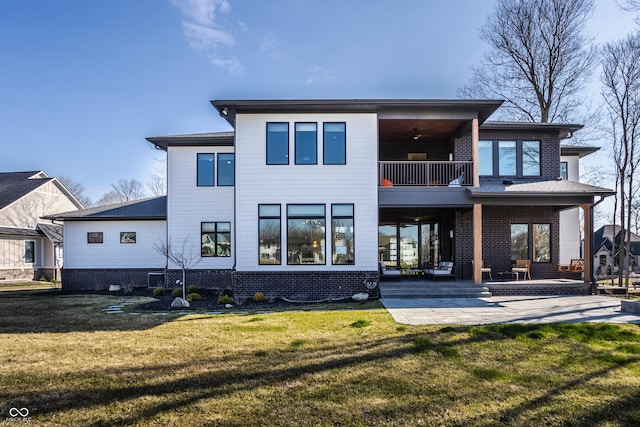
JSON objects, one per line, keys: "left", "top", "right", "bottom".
{"left": 381, "top": 295, "right": 640, "bottom": 325}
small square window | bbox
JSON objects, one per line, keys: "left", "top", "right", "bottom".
{"left": 120, "top": 232, "right": 137, "bottom": 244}
{"left": 88, "top": 232, "right": 103, "bottom": 244}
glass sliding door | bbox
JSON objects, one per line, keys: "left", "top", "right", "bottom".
{"left": 378, "top": 224, "right": 397, "bottom": 267}
{"left": 379, "top": 221, "right": 442, "bottom": 270}
{"left": 421, "top": 223, "right": 439, "bottom": 267}
{"left": 400, "top": 224, "right": 419, "bottom": 269}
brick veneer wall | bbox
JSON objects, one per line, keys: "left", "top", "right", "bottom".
{"left": 456, "top": 205, "right": 560, "bottom": 280}
{"left": 488, "top": 283, "right": 591, "bottom": 296}
{"left": 233, "top": 270, "right": 380, "bottom": 303}
{"left": 0, "top": 268, "right": 56, "bottom": 281}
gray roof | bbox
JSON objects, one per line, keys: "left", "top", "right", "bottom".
{"left": 47, "top": 196, "right": 167, "bottom": 221}
{"left": 481, "top": 121, "right": 583, "bottom": 139}
{"left": 560, "top": 145, "right": 600, "bottom": 158}
{"left": 0, "top": 171, "right": 53, "bottom": 211}
{"left": 37, "top": 223, "right": 63, "bottom": 244}
{"left": 470, "top": 179, "right": 615, "bottom": 197}
{"left": 0, "top": 226, "right": 43, "bottom": 237}
{"left": 146, "top": 131, "right": 234, "bottom": 150}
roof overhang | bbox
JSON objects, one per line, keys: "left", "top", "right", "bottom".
{"left": 560, "top": 145, "right": 600, "bottom": 158}
{"left": 146, "top": 132, "right": 234, "bottom": 151}
{"left": 211, "top": 99, "right": 504, "bottom": 128}
{"left": 481, "top": 121, "right": 583, "bottom": 140}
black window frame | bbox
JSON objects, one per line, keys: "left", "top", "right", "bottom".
{"left": 201, "top": 221, "right": 231, "bottom": 258}
{"left": 217, "top": 153, "right": 235, "bottom": 186}
{"left": 286, "top": 204, "right": 326, "bottom": 265}
{"left": 479, "top": 139, "right": 542, "bottom": 178}
{"left": 294, "top": 122, "right": 318, "bottom": 165}
{"left": 323, "top": 122, "right": 347, "bottom": 165}
{"left": 331, "top": 203, "right": 355, "bottom": 265}
{"left": 87, "top": 232, "right": 104, "bottom": 244}
{"left": 197, "top": 153, "right": 215, "bottom": 186}
{"left": 258, "top": 204, "right": 281, "bottom": 265}
{"left": 120, "top": 232, "right": 137, "bottom": 244}
{"left": 266, "top": 122, "right": 290, "bottom": 165}
{"left": 24, "top": 241, "right": 35, "bottom": 263}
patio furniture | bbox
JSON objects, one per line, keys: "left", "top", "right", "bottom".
{"left": 472, "top": 260, "right": 492, "bottom": 280}
{"left": 512, "top": 259, "right": 531, "bottom": 280}
{"left": 424, "top": 261, "right": 454, "bottom": 280}
{"left": 379, "top": 262, "right": 401, "bottom": 280}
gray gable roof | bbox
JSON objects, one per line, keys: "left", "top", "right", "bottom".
{"left": 37, "top": 223, "right": 63, "bottom": 243}
{"left": 47, "top": 196, "right": 167, "bottom": 221}
{"left": 0, "top": 171, "right": 53, "bottom": 211}
{"left": 0, "top": 226, "right": 44, "bottom": 237}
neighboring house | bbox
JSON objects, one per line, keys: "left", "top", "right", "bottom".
{"left": 45, "top": 197, "right": 167, "bottom": 289}
{"left": 55, "top": 99, "right": 614, "bottom": 299}
{"left": 0, "top": 171, "right": 83, "bottom": 281}
{"left": 593, "top": 225, "right": 640, "bottom": 276}
{"left": 558, "top": 145, "right": 600, "bottom": 266}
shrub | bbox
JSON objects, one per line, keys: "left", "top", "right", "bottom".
{"left": 187, "top": 292, "right": 202, "bottom": 301}
{"left": 152, "top": 287, "right": 166, "bottom": 297}
{"left": 217, "top": 294, "right": 234, "bottom": 305}
{"left": 171, "top": 288, "right": 183, "bottom": 298}
{"left": 253, "top": 292, "right": 267, "bottom": 303}
{"left": 350, "top": 319, "right": 371, "bottom": 328}
{"left": 187, "top": 285, "right": 199, "bottom": 294}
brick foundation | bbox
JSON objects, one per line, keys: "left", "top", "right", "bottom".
{"left": 487, "top": 282, "right": 591, "bottom": 296}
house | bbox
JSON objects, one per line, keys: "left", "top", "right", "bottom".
{"left": 593, "top": 225, "right": 640, "bottom": 276}
{"left": 54, "top": 99, "right": 614, "bottom": 299}
{"left": 0, "top": 171, "right": 83, "bottom": 281}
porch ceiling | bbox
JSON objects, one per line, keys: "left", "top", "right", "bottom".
{"left": 378, "top": 119, "right": 466, "bottom": 142}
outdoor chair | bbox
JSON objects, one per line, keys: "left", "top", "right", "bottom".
{"left": 379, "top": 262, "right": 401, "bottom": 280}
{"left": 424, "top": 261, "right": 454, "bottom": 280}
{"left": 472, "top": 260, "right": 492, "bottom": 280}
{"left": 512, "top": 259, "right": 531, "bottom": 280}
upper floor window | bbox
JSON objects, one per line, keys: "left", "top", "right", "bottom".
{"left": 323, "top": 122, "right": 346, "bottom": 165}
{"left": 197, "top": 153, "right": 215, "bottom": 186}
{"left": 560, "top": 161, "right": 568, "bottom": 180}
{"left": 295, "top": 123, "right": 317, "bottom": 164}
{"left": 267, "top": 122, "right": 289, "bottom": 165}
{"left": 217, "top": 154, "right": 235, "bottom": 186}
{"left": 479, "top": 140, "right": 541, "bottom": 177}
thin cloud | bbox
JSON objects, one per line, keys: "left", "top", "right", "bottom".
{"left": 170, "top": 0, "right": 229, "bottom": 26}
{"left": 182, "top": 21, "right": 234, "bottom": 50}
{"left": 303, "top": 66, "right": 336, "bottom": 85}
{"left": 210, "top": 57, "right": 244, "bottom": 74}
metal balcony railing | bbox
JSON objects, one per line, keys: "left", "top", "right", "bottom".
{"left": 379, "top": 161, "right": 473, "bottom": 187}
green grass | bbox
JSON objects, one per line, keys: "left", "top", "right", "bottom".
{"left": 1, "top": 293, "right": 640, "bottom": 426}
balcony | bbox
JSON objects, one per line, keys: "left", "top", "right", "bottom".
{"left": 379, "top": 161, "right": 473, "bottom": 187}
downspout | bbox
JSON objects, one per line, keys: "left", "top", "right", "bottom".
{"left": 590, "top": 196, "right": 607, "bottom": 294}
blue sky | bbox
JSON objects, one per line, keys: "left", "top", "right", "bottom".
{"left": 0, "top": 0, "right": 636, "bottom": 204}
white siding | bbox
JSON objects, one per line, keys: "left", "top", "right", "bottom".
{"left": 559, "top": 155, "right": 582, "bottom": 265}
{"left": 62, "top": 220, "right": 166, "bottom": 268}
{"left": 235, "top": 113, "right": 379, "bottom": 271}
{"left": 167, "top": 146, "right": 235, "bottom": 270}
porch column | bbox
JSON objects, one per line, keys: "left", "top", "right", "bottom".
{"left": 581, "top": 203, "right": 592, "bottom": 284}
{"left": 471, "top": 118, "right": 479, "bottom": 187}
{"left": 473, "top": 203, "right": 483, "bottom": 284}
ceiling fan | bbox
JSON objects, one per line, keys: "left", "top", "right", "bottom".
{"left": 403, "top": 215, "right": 433, "bottom": 222}
{"left": 410, "top": 128, "right": 425, "bottom": 141}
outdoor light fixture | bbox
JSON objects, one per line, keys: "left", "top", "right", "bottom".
{"left": 222, "top": 107, "right": 228, "bottom": 116}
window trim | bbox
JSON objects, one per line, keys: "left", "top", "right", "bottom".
{"left": 266, "top": 122, "right": 290, "bottom": 165}
{"left": 87, "top": 232, "right": 104, "bottom": 244}
{"left": 217, "top": 153, "right": 235, "bottom": 186}
{"left": 331, "top": 203, "right": 355, "bottom": 265}
{"left": 197, "top": 153, "right": 215, "bottom": 186}
{"left": 286, "top": 203, "right": 326, "bottom": 265}
{"left": 479, "top": 139, "right": 542, "bottom": 177}
{"left": 510, "top": 223, "right": 551, "bottom": 263}
{"left": 24, "top": 240, "right": 35, "bottom": 263}
{"left": 201, "top": 221, "right": 231, "bottom": 258}
{"left": 120, "top": 232, "right": 137, "bottom": 244}
{"left": 323, "top": 122, "right": 346, "bottom": 165}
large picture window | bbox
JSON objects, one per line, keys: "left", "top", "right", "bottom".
{"left": 24, "top": 241, "right": 34, "bottom": 263}
{"left": 217, "top": 153, "right": 235, "bottom": 186}
{"left": 510, "top": 224, "right": 529, "bottom": 262}
{"left": 295, "top": 122, "right": 317, "bottom": 164}
{"left": 331, "top": 204, "right": 354, "bottom": 264}
{"left": 267, "top": 122, "right": 289, "bottom": 165}
{"left": 201, "top": 222, "right": 231, "bottom": 257}
{"left": 259, "top": 204, "right": 281, "bottom": 265}
{"left": 197, "top": 153, "right": 215, "bottom": 186}
{"left": 533, "top": 224, "right": 551, "bottom": 262}
{"left": 498, "top": 141, "right": 517, "bottom": 176}
{"left": 287, "top": 204, "right": 325, "bottom": 265}
{"left": 323, "top": 122, "right": 346, "bottom": 165}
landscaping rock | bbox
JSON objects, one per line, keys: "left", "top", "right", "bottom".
{"left": 352, "top": 293, "right": 369, "bottom": 302}
{"left": 171, "top": 297, "right": 190, "bottom": 308}
{"left": 225, "top": 303, "right": 234, "bottom": 309}
{"left": 108, "top": 284, "right": 122, "bottom": 292}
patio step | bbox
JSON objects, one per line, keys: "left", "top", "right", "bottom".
{"left": 379, "top": 280, "right": 491, "bottom": 298}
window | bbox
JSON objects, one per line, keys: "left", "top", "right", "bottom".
{"left": 267, "top": 122, "right": 289, "bottom": 165}
{"left": 24, "top": 241, "right": 34, "bottom": 263}
{"left": 533, "top": 224, "right": 550, "bottom": 262}
{"left": 479, "top": 140, "right": 493, "bottom": 176}
{"left": 87, "top": 232, "right": 103, "bottom": 244}
{"left": 331, "top": 204, "right": 354, "bottom": 264}
{"left": 324, "top": 122, "right": 346, "bottom": 165}
{"left": 259, "top": 205, "right": 281, "bottom": 265}
{"left": 201, "top": 222, "right": 231, "bottom": 257}
{"left": 120, "top": 232, "right": 136, "bottom": 244}
{"left": 522, "top": 141, "right": 541, "bottom": 176}
{"left": 498, "top": 141, "right": 517, "bottom": 176}
{"left": 197, "top": 153, "right": 215, "bottom": 186}
{"left": 560, "top": 162, "right": 568, "bottom": 180}
{"left": 217, "top": 153, "right": 235, "bottom": 186}
{"left": 295, "top": 122, "right": 317, "bottom": 164}
{"left": 510, "top": 223, "right": 551, "bottom": 263}
{"left": 287, "top": 204, "right": 325, "bottom": 265}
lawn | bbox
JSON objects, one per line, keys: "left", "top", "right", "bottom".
{"left": 1, "top": 293, "right": 640, "bottom": 426}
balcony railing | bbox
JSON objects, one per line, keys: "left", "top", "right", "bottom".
{"left": 379, "top": 161, "right": 473, "bottom": 187}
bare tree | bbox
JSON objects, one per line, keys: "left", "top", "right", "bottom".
{"left": 112, "top": 178, "right": 146, "bottom": 201}
{"left": 154, "top": 237, "right": 200, "bottom": 300}
{"left": 618, "top": 0, "right": 640, "bottom": 11}
{"left": 96, "top": 191, "right": 125, "bottom": 206}
{"left": 601, "top": 32, "right": 640, "bottom": 287}
{"left": 146, "top": 156, "right": 167, "bottom": 197}
{"left": 459, "top": 0, "right": 597, "bottom": 123}
{"left": 57, "top": 175, "right": 92, "bottom": 207}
